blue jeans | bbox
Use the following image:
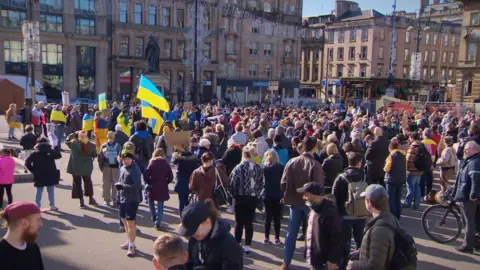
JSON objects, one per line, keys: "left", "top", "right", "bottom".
{"left": 55, "top": 124, "right": 65, "bottom": 149}
{"left": 283, "top": 204, "right": 309, "bottom": 265}
{"left": 178, "top": 192, "right": 190, "bottom": 215}
{"left": 149, "top": 200, "right": 164, "bottom": 225}
{"left": 405, "top": 174, "right": 421, "bottom": 209}
{"left": 8, "top": 127, "right": 15, "bottom": 138}
{"left": 386, "top": 182, "right": 403, "bottom": 220}
{"left": 35, "top": 186, "right": 55, "bottom": 207}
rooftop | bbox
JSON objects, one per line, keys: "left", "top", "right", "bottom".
{"left": 339, "top": 9, "right": 385, "bottom": 21}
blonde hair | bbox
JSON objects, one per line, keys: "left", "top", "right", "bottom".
{"left": 263, "top": 149, "right": 280, "bottom": 166}
{"left": 152, "top": 234, "right": 185, "bottom": 267}
{"left": 242, "top": 146, "right": 254, "bottom": 160}
{"left": 216, "top": 123, "right": 224, "bottom": 132}
{"left": 246, "top": 143, "right": 258, "bottom": 157}
{"left": 326, "top": 143, "right": 338, "bottom": 156}
{"left": 152, "top": 148, "right": 166, "bottom": 160}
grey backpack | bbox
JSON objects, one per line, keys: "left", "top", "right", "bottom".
{"left": 342, "top": 175, "right": 370, "bottom": 218}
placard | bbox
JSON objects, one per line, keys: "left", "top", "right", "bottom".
{"left": 164, "top": 131, "right": 190, "bottom": 146}
{"left": 183, "top": 102, "right": 193, "bottom": 111}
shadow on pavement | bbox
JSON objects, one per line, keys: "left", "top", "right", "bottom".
{"left": 416, "top": 242, "right": 480, "bottom": 263}
{"left": 42, "top": 253, "right": 84, "bottom": 270}
{"left": 417, "top": 260, "right": 455, "bottom": 270}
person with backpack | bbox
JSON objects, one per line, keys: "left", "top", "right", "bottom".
{"left": 348, "top": 184, "right": 417, "bottom": 270}
{"left": 98, "top": 131, "right": 123, "bottom": 206}
{"left": 129, "top": 120, "right": 154, "bottom": 173}
{"left": 404, "top": 133, "right": 428, "bottom": 210}
{"left": 332, "top": 152, "right": 368, "bottom": 270}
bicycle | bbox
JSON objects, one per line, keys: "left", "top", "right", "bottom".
{"left": 421, "top": 186, "right": 466, "bottom": 244}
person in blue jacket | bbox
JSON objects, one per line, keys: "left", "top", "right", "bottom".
{"left": 263, "top": 134, "right": 289, "bottom": 166}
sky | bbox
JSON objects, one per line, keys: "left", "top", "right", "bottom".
{"left": 302, "top": 0, "right": 420, "bottom": 17}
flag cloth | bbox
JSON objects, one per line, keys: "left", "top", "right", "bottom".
{"left": 137, "top": 75, "right": 170, "bottom": 112}
{"left": 82, "top": 114, "right": 93, "bottom": 132}
{"left": 141, "top": 100, "right": 164, "bottom": 135}
{"left": 98, "top": 93, "right": 107, "bottom": 110}
{"left": 181, "top": 111, "right": 188, "bottom": 120}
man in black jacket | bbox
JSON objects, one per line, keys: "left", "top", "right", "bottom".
{"left": 297, "top": 182, "right": 342, "bottom": 270}
{"left": 365, "top": 127, "right": 390, "bottom": 186}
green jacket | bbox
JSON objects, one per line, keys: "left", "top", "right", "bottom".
{"left": 66, "top": 137, "right": 97, "bottom": 176}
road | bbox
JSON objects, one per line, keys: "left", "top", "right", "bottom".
{"left": 0, "top": 120, "right": 479, "bottom": 269}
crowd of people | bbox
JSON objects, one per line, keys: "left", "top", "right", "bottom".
{"left": 1, "top": 100, "right": 480, "bottom": 269}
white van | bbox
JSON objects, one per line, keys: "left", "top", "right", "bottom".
{"left": 0, "top": 75, "right": 47, "bottom": 103}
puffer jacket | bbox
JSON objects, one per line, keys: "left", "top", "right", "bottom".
{"left": 454, "top": 152, "right": 480, "bottom": 202}
{"left": 384, "top": 149, "right": 407, "bottom": 185}
{"left": 406, "top": 141, "right": 424, "bottom": 176}
{"left": 350, "top": 212, "right": 398, "bottom": 270}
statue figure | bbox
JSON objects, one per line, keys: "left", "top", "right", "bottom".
{"left": 145, "top": 34, "right": 160, "bottom": 73}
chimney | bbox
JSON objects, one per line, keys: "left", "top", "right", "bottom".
{"left": 419, "top": 0, "right": 430, "bottom": 14}
{"left": 335, "top": 0, "right": 360, "bottom": 20}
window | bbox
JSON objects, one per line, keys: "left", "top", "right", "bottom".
{"left": 227, "top": 40, "right": 235, "bottom": 55}
{"left": 404, "top": 49, "right": 410, "bottom": 61}
{"left": 4, "top": 41, "right": 24, "bottom": 62}
{"left": 328, "top": 48, "right": 333, "bottom": 61}
{"left": 203, "top": 42, "right": 211, "bottom": 59}
{"left": 177, "top": 71, "right": 185, "bottom": 93}
{"left": 148, "top": 5, "right": 156, "bottom": 25}
{"left": 406, "top": 31, "right": 411, "bottom": 43}
{"left": 361, "top": 28, "right": 368, "bottom": 41}
{"left": 264, "top": 43, "right": 272, "bottom": 56}
{"left": 441, "top": 69, "right": 446, "bottom": 80}
{"left": 380, "top": 28, "right": 385, "bottom": 41}
{"left": 471, "top": 13, "right": 479, "bottom": 25}
{"left": 164, "top": 40, "right": 172, "bottom": 58}
{"left": 468, "top": 43, "right": 476, "bottom": 61}
{"left": 75, "top": 0, "right": 94, "bottom": 12}
{"left": 430, "top": 68, "right": 436, "bottom": 80}
{"left": 424, "top": 50, "right": 429, "bottom": 63}
{"left": 251, "top": 22, "right": 259, "bottom": 34}
{"left": 338, "top": 31, "right": 344, "bottom": 43}
{"left": 377, "top": 65, "right": 383, "bottom": 77}
{"left": 350, "top": 30, "right": 356, "bottom": 42}
{"left": 135, "top": 37, "right": 143, "bottom": 57}
{"left": 444, "top": 35, "right": 449, "bottom": 47}
{"left": 249, "top": 64, "right": 257, "bottom": 77}
{"left": 248, "top": 0, "right": 259, "bottom": 10}
{"left": 423, "top": 68, "right": 427, "bottom": 79}
{"left": 403, "top": 67, "right": 408, "bottom": 79}
{"left": 327, "top": 31, "right": 334, "bottom": 42}
{"left": 449, "top": 69, "right": 453, "bottom": 79}
{"left": 264, "top": 2, "right": 272, "bottom": 12}
{"left": 360, "top": 64, "right": 367, "bottom": 77}
{"left": 287, "top": 65, "right": 294, "bottom": 78}
{"left": 360, "top": 46, "right": 367, "bottom": 59}
{"left": 249, "top": 42, "right": 258, "bottom": 56}
{"left": 432, "top": 51, "right": 437, "bottom": 63}
{"left": 233, "top": 19, "right": 238, "bottom": 32}
{"left": 75, "top": 18, "right": 95, "bottom": 35}
{"left": 134, "top": 4, "right": 142, "bottom": 24}
{"left": 285, "top": 44, "right": 292, "bottom": 57}
{"left": 119, "top": 1, "right": 128, "bottom": 23}
{"left": 379, "top": 47, "right": 384, "bottom": 60}
{"left": 40, "top": 0, "right": 62, "bottom": 7}
{"left": 452, "top": 35, "right": 456, "bottom": 47}
{"left": 426, "top": 34, "right": 430, "bottom": 45}
{"left": 41, "top": 44, "right": 62, "bottom": 64}
{"left": 40, "top": 15, "right": 62, "bottom": 32}
{"left": 264, "top": 64, "right": 272, "bottom": 78}
{"left": 465, "top": 80, "right": 473, "bottom": 96}
{"left": 178, "top": 40, "right": 185, "bottom": 59}
{"left": 349, "top": 47, "right": 355, "bottom": 60}
{"left": 1, "top": 10, "right": 27, "bottom": 28}
{"left": 337, "top": 65, "right": 343, "bottom": 77}
{"left": 450, "top": 52, "right": 455, "bottom": 64}
{"left": 119, "top": 36, "right": 129, "bottom": 56}
{"left": 162, "top": 8, "right": 170, "bottom": 27}
{"left": 177, "top": 9, "right": 184, "bottom": 28}
{"left": 348, "top": 65, "right": 355, "bottom": 77}
{"left": 433, "top": 34, "right": 437, "bottom": 46}
{"left": 204, "top": 9, "right": 211, "bottom": 30}
{"left": 337, "top": 47, "right": 344, "bottom": 61}
{"left": 227, "top": 63, "right": 236, "bottom": 78}
{"left": 264, "top": 23, "right": 273, "bottom": 35}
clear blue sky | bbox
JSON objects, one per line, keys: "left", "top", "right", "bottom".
{"left": 302, "top": 0, "right": 420, "bottom": 17}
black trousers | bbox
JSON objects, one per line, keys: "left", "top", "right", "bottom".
{"left": 0, "top": 184, "right": 13, "bottom": 208}
{"left": 234, "top": 195, "right": 258, "bottom": 246}
{"left": 264, "top": 199, "right": 282, "bottom": 239}
{"left": 72, "top": 175, "right": 94, "bottom": 200}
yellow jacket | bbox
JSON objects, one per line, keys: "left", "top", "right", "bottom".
{"left": 50, "top": 110, "right": 66, "bottom": 123}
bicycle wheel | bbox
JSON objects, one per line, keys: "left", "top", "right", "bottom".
{"left": 421, "top": 204, "right": 463, "bottom": 244}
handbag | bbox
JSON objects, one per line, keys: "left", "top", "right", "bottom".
{"left": 213, "top": 168, "right": 231, "bottom": 206}
{"left": 256, "top": 190, "right": 265, "bottom": 212}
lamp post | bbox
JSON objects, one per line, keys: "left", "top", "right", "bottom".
{"left": 385, "top": 0, "right": 397, "bottom": 97}
{"left": 407, "top": 9, "right": 430, "bottom": 101}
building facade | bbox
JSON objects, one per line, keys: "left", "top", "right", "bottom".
{"left": 421, "top": 0, "right": 464, "bottom": 24}
{"left": 0, "top": 0, "right": 109, "bottom": 100}
{"left": 455, "top": 0, "right": 480, "bottom": 102}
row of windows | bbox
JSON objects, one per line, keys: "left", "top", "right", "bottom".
{"left": 4, "top": 41, "right": 62, "bottom": 65}
{"left": 326, "top": 47, "right": 368, "bottom": 61}
{"left": 326, "top": 29, "right": 369, "bottom": 43}
{"left": 224, "top": 63, "right": 295, "bottom": 79}
{"left": 243, "top": 41, "right": 293, "bottom": 57}
{"left": 118, "top": 3, "right": 186, "bottom": 28}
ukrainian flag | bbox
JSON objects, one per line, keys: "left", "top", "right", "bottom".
{"left": 137, "top": 75, "right": 170, "bottom": 112}
{"left": 141, "top": 100, "right": 164, "bottom": 135}
{"left": 98, "top": 93, "right": 107, "bottom": 111}
{"left": 82, "top": 113, "right": 93, "bottom": 132}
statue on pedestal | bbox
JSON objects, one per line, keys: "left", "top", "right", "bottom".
{"left": 145, "top": 34, "right": 160, "bottom": 73}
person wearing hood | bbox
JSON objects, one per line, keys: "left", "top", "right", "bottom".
{"left": 172, "top": 144, "right": 199, "bottom": 214}
{"left": 322, "top": 143, "right": 344, "bottom": 194}
{"left": 65, "top": 130, "right": 98, "bottom": 208}
{"left": 216, "top": 123, "right": 228, "bottom": 160}
{"left": 332, "top": 152, "right": 367, "bottom": 270}
{"left": 98, "top": 131, "right": 123, "bottom": 206}
{"left": 25, "top": 136, "right": 62, "bottom": 210}
{"left": 190, "top": 152, "right": 227, "bottom": 203}
{"left": 253, "top": 129, "right": 269, "bottom": 158}
{"left": 179, "top": 200, "right": 243, "bottom": 269}
{"left": 129, "top": 120, "right": 154, "bottom": 173}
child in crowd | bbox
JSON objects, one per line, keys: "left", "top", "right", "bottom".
{"left": 0, "top": 148, "right": 16, "bottom": 208}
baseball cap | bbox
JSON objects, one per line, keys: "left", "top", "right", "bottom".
{"left": 360, "top": 184, "right": 388, "bottom": 201}
{"left": 3, "top": 201, "right": 45, "bottom": 222}
{"left": 177, "top": 202, "right": 210, "bottom": 237}
{"left": 296, "top": 182, "right": 324, "bottom": 196}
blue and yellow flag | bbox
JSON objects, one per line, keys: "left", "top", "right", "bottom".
{"left": 137, "top": 75, "right": 170, "bottom": 112}
{"left": 98, "top": 93, "right": 107, "bottom": 111}
{"left": 141, "top": 100, "right": 164, "bottom": 135}
{"left": 82, "top": 113, "right": 93, "bottom": 132}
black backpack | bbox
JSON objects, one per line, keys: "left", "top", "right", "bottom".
{"left": 373, "top": 222, "right": 418, "bottom": 270}
{"left": 414, "top": 144, "right": 432, "bottom": 171}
